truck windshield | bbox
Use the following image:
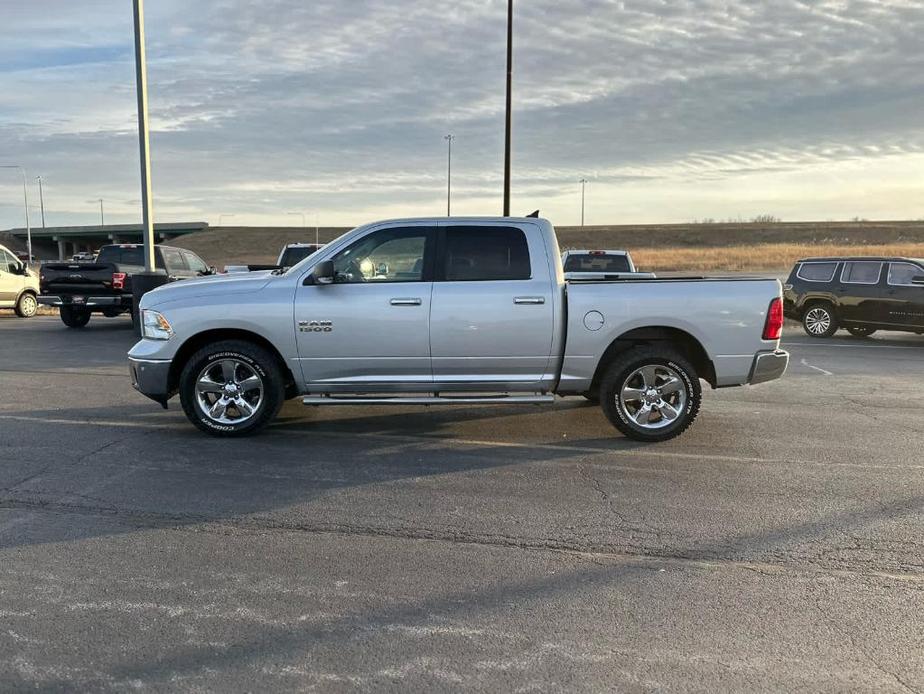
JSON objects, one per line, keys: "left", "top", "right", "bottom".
{"left": 564, "top": 254, "right": 631, "bottom": 273}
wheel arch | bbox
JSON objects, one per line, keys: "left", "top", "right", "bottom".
{"left": 588, "top": 326, "right": 716, "bottom": 393}
{"left": 168, "top": 328, "right": 297, "bottom": 397}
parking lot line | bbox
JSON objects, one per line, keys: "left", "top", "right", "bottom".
{"left": 785, "top": 341, "right": 921, "bottom": 350}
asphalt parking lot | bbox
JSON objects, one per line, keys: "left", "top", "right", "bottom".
{"left": 1, "top": 315, "right": 922, "bottom": 692}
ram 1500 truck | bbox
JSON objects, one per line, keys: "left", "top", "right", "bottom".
{"left": 39, "top": 244, "right": 214, "bottom": 328}
{"left": 128, "top": 217, "right": 788, "bottom": 442}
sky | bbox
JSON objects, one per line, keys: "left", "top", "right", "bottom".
{"left": 1, "top": 0, "right": 924, "bottom": 230}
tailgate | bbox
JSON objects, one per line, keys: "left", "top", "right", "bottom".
{"left": 40, "top": 263, "right": 116, "bottom": 294}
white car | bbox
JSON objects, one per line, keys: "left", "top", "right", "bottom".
{"left": 0, "top": 243, "right": 39, "bottom": 317}
{"left": 561, "top": 249, "right": 655, "bottom": 280}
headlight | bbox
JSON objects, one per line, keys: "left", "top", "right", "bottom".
{"left": 142, "top": 310, "right": 174, "bottom": 340}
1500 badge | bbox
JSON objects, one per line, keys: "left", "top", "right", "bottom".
{"left": 298, "top": 320, "right": 333, "bottom": 333}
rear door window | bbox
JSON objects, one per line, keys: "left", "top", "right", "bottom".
{"left": 442, "top": 226, "right": 530, "bottom": 281}
{"left": 796, "top": 262, "right": 837, "bottom": 282}
{"left": 841, "top": 261, "right": 882, "bottom": 284}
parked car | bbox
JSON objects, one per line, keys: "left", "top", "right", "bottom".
{"left": 561, "top": 249, "right": 655, "bottom": 280}
{"left": 128, "top": 217, "right": 788, "bottom": 442}
{"left": 39, "top": 244, "right": 215, "bottom": 328}
{"left": 0, "top": 243, "right": 39, "bottom": 317}
{"left": 71, "top": 252, "right": 97, "bottom": 262}
{"left": 783, "top": 256, "right": 924, "bottom": 338}
{"left": 224, "top": 243, "right": 325, "bottom": 274}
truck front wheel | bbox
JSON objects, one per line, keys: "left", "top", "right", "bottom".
{"left": 179, "top": 340, "right": 285, "bottom": 437}
{"left": 599, "top": 347, "right": 701, "bottom": 442}
{"left": 60, "top": 306, "right": 91, "bottom": 328}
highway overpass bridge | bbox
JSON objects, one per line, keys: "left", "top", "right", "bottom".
{"left": 2, "top": 222, "right": 208, "bottom": 260}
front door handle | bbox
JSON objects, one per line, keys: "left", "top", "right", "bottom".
{"left": 514, "top": 296, "right": 545, "bottom": 305}
{"left": 390, "top": 297, "right": 422, "bottom": 306}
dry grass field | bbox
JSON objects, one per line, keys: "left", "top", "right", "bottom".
{"left": 170, "top": 220, "right": 924, "bottom": 272}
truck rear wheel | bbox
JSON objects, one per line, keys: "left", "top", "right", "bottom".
{"left": 179, "top": 340, "right": 285, "bottom": 437}
{"left": 60, "top": 305, "right": 91, "bottom": 328}
{"left": 599, "top": 347, "right": 701, "bottom": 442}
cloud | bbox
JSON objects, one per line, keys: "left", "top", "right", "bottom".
{"left": 1, "top": 0, "right": 924, "bottom": 229}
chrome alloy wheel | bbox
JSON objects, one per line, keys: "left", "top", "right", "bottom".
{"left": 618, "top": 364, "right": 687, "bottom": 430}
{"left": 195, "top": 359, "right": 264, "bottom": 425}
{"left": 804, "top": 307, "right": 831, "bottom": 336}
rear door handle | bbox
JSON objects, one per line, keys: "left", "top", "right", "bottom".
{"left": 514, "top": 296, "right": 545, "bottom": 305}
{"left": 390, "top": 297, "right": 422, "bottom": 306}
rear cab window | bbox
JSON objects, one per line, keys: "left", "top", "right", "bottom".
{"left": 795, "top": 262, "right": 838, "bottom": 282}
{"left": 841, "top": 261, "right": 882, "bottom": 284}
{"left": 564, "top": 254, "right": 631, "bottom": 273}
{"left": 442, "top": 226, "right": 530, "bottom": 281}
{"left": 98, "top": 246, "right": 147, "bottom": 266}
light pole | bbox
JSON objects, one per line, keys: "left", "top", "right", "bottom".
{"left": 133, "top": 0, "right": 155, "bottom": 274}
{"left": 98, "top": 198, "right": 105, "bottom": 226}
{"left": 288, "top": 211, "right": 318, "bottom": 245}
{"left": 0, "top": 165, "right": 32, "bottom": 265}
{"left": 36, "top": 176, "right": 46, "bottom": 228}
{"left": 444, "top": 134, "right": 454, "bottom": 216}
{"left": 218, "top": 214, "right": 235, "bottom": 225}
{"left": 503, "top": 0, "right": 513, "bottom": 216}
{"left": 579, "top": 178, "right": 587, "bottom": 227}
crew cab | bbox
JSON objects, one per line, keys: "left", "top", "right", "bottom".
{"left": 0, "top": 243, "right": 39, "bottom": 318}
{"left": 128, "top": 217, "right": 788, "bottom": 442}
{"left": 39, "top": 244, "right": 214, "bottom": 328}
{"left": 783, "top": 256, "right": 924, "bottom": 337}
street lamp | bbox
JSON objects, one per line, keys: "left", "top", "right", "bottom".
{"left": 444, "top": 134, "right": 454, "bottom": 216}
{"left": 36, "top": 176, "right": 46, "bottom": 228}
{"left": 503, "top": 0, "right": 513, "bottom": 216}
{"left": 579, "top": 178, "right": 587, "bottom": 227}
{"left": 288, "top": 211, "right": 318, "bottom": 245}
{"left": 97, "top": 198, "right": 105, "bottom": 225}
{"left": 0, "top": 165, "right": 32, "bottom": 265}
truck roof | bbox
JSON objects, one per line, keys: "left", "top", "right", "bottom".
{"left": 796, "top": 256, "right": 924, "bottom": 264}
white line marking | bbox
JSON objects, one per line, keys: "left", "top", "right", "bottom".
{"left": 799, "top": 358, "right": 833, "bottom": 376}
{"left": 785, "top": 342, "right": 921, "bottom": 350}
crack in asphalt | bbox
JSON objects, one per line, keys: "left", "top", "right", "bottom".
{"left": 1, "top": 496, "right": 922, "bottom": 584}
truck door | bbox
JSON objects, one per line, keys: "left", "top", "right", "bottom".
{"left": 884, "top": 261, "right": 924, "bottom": 328}
{"left": 295, "top": 225, "right": 436, "bottom": 389}
{"left": 429, "top": 224, "right": 555, "bottom": 389}
{"left": 837, "top": 261, "right": 884, "bottom": 324}
{"left": 0, "top": 249, "right": 20, "bottom": 306}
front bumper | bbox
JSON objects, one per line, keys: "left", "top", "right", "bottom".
{"left": 129, "top": 357, "right": 173, "bottom": 408}
{"left": 39, "top": 295, "right": 129, "bottom": 308}
{"left": 748, "top": 349, "right": 789, "bottom": 385}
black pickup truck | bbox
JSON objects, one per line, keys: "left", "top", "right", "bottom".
{"left": 39, "top": 244, "right": 214, "bottom": 328}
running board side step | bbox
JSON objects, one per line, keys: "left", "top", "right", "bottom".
{"left": 303, "top": 394, "right": 556, "bottom": 406}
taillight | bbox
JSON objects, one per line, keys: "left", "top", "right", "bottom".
{"left": 112, "top": 272, "right": 127, "bottom": 290}
{"left": 763, "top": 297, "right": 784, "bottom": 340}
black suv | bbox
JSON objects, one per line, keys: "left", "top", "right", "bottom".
{"left": 783, "top": 256, "right": 924, "bottom": 338}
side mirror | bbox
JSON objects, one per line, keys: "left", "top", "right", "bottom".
{"left": 306, "top": 259, "right": 334, "bottom": 285}
{"left": 912, "top": 275, "right": 924, "bottom": 285}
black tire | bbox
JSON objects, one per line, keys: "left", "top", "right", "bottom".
{"left": 102, "top": 308, "right": 124, "bottom": 318}
{"left": 179, "top": 340, "right": 285, "bottom": 437}
{"left": 14, "top": 292, "right": 38, "bottom": 318}
{"left": 60, "top": 305, "right": 91, "bottom": 328}
{"left": 599, "top": 347, "right": 701, "bottom": 443}
{"left": 846, "top": 326, "right": 876, "bottom": 338}
{"left": 801, "top": 303, "right": 838, "bottom": 338}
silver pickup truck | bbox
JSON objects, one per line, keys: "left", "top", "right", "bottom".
{"left": 128, "top": 217, "right": 788, "bottom": 442}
